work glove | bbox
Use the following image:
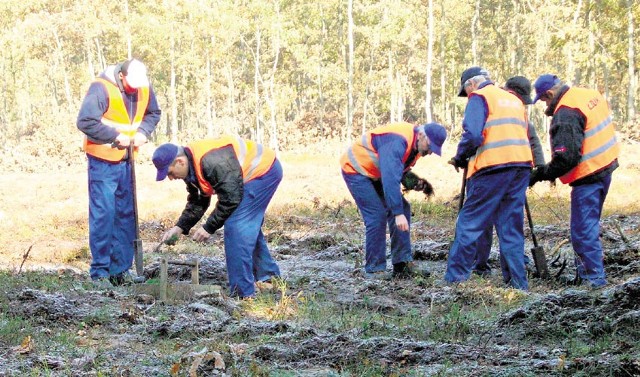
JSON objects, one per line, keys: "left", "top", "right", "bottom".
{"left": 414, "top": 178, "right": 434, "bottom": 197}
{"left": 529, "top": 167, "right": 547, "bottom": 187}
{"left": 447, "top": 157, "right": 468, "bottom": 173}
{"left": 401, "top": 171, "right": 434, "bottom": 197}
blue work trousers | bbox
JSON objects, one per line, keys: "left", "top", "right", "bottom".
{"left": 570, "top": 173, "right": 611, "bottom": 287}
{"left": 473, "top": 224, "right": 531, "bottom": 281}
{"left": 342, "top": 172, "right": 412, "bottom": 273}
{"left": 224, "top": 159, "right": 282, "bottom": 298}
{"left": 87, "top": 156, "right": 135, "bottom": 280}
{"left": 445, "top": 167, "right": 530, "bottom": 290}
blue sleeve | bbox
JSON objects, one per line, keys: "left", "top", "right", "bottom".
{"left": 372, "top": 134, "right": 407, "bottom": 216}
{"left": 455, "top": 95, "right": 487, "bottom": 161}
{"left": 138, "top": 86, "right": 161, "bottom": 138}
{"left": 76, "top": 82, "right": 119, "bottom": 143}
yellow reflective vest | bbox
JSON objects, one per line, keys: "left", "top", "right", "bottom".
{"left": 82, "top": 78, "right": 150, "bottom": 161}
{"left": 340, "top": 123, "right": 419, "bottom": 179}
{"left": 187, "top": 136, "right": 276, "bottom": 196}
{"left": 467, "top": 86, "right": 533, "bottom": 178}
{"left": 555, "top": 87, "right": 619, "bottom": 184}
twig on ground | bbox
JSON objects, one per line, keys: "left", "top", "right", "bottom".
{"left": 17, "top": 244, "right": 34, "bottom": 274}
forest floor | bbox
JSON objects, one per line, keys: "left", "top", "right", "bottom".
{"left": 1, "top": 141, "right": 640, "bottom": 376}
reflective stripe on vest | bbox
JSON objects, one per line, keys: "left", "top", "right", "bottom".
{"left": 555, "top": 87, "right": 619, "bottom": 184}
{"left": 82, "top": 78, "right": 150, "bottom": 161}
{"left": 466, "top": 86, "right": 533, "bottom": 178}
{"left": 340, "top": 122, "right": 418, "bottom": 179}
{"left": 188, "top": 136, "right": 277, "bottom": 196}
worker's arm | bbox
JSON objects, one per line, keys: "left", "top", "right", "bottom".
{"left": 136, "top": 85, "right": 162, "bottom": 139}
{"left": 528, "top": 121, "right": 546, "bottom": 167}
{"left": 454, "top": 94, "right": 487, "bottom": 163}
{"left": 536, "top": 107, "right": 584, "bottom": 180}
{"left": 200, "top": 146, "right": 244, "bottom": 234}
{"left": 175, "top": 182, "right": 212, "bottom": 234}
{"left": 374, "top": 134, "right": 410, "bottom": 217}
{"left": 76, "top": 82, "right": 120, "bottom": 144}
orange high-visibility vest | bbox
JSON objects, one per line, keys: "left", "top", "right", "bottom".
{"left": 554, "top": 87, "right": 619, "bottom": 184}
{"left": 187, "top": 136, "right": 276, "bottom": 197}
{"left": 82, "top": 78, "right": 150, "bottom": 161}
{"left": 466, "top": 85, "right": 533, "bottom": 178}
{"left": 340, "top": 123, "right": 420, "bottom": 179}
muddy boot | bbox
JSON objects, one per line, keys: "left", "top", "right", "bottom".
{"left": 392, "top": 261, "right": 431, "bottom": 279}
{"left": 92, "top": 277, "right": 114, "bottom": 290}
{"left": 363, "top": 271, "right": 392, "bottom": 281}
{"left": 109, "top": 271, "right": 135, "bottom": 286}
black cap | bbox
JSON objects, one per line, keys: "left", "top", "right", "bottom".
{"left": 458, "top": 66, "right": 489, "bottom": 97}
{"left": 505, "top": 76, "right": 533, "bottom": 105}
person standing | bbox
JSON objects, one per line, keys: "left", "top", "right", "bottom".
{"left": 444, "top": 67, "right": 533, "bottom": 290}
{"left": 529, "top": 74, "right": 619, "bottom": 288}
{"left": 472, "top": 76, "right": 546, "bottom": 283}
{"left": 152, "top": 136, "right": 282, "bottom": 299}
{"left": 340, "top": 122, "right": 446, "bottom": 280}
{"left": 77, "top": 58, "right": 161, "bottom": 287}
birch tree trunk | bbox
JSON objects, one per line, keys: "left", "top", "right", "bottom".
{"left": 424, "top": 0, "right": 434, "bottom": 123}
{"left": 627, "top": 0, "right": 636, "bottom": 121}
{"left": 346, "top": 0, "right": 354, "bottom": 142}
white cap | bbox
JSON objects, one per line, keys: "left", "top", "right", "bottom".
{"left": 123, "top": 58, "right": 149, "bottom": 88}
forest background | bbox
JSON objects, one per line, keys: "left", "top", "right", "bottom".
{"left": 0, "top": 0, "right": 639, "bottom": 172}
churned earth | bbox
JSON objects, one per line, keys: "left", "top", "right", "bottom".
{"left": 1, "top": 208, "right": 639, "bottom": 376}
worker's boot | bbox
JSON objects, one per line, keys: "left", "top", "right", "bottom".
{"left": 392, "top": 261, "right": 431, "bottom": 279}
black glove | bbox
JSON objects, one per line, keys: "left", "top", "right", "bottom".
{"left": 448, "top": 157, "right": 468, "bottom": 172}
{"left": 529, "top": 167, "right": 546, "bottom": 187}
{"left": 414, "top": 178, "right": 434, "bottom": 197}
{"left": 401, "top": 171, "right": 420, "bottom": 190}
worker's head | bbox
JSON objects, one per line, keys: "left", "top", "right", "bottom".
{"left": 533, "top": 74, "right": 562, "bottom": 105}
{"left": 416, "top": 122, "right": 447, "bottom": 156}
{"left": 153, "top": 143, "right": 188, "bottom": 181}
{"left": 118, "top": 58, "right": 149, "bottom": 93}
{"left": 504, "top": 76, "right": 533, "bottom": 105}
{"left": 458, "top": 66, "right": 490, "bottom": 97}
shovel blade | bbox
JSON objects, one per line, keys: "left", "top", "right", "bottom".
{"left": 531, "top": 246, "right": 550, "bottom": 280}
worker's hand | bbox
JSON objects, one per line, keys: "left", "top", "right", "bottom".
{"left": 191, "top": 227, "right": 212, "bottom": 243}
{"left": 448, "top": 157, "right": 468, "bottom": 173}
{"left": 161, "top": 226, "right": 183, "bottom": 243}
{"left": 133, "top": 132, "right": 148, "bottom": 147}
{"left": 529, "top": 167, "right": 546, "bottom": 187}
{"left": 113, "top": 133, "right": 131, "bottom": 149}
{"left": 415, "top": 178, "right": 434, "bottom": 197}
{"left": 395, "top": 214, "right": 409, "bottom": 232}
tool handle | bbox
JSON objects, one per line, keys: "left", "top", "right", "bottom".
{"left": 458, "top": 167, "right": 468, "bottom": 211}
{"left": 524, "top": 197, "right": 539, "bottom": 247}
{"left": 128, "top": 143, "right": 144, "bottom": 276}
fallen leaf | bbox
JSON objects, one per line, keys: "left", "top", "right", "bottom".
{"left": 12, "top": 335, "right": 34, "bottom": 354}
{"left": 170, "top": 362, "right": 181, "bottom": 376}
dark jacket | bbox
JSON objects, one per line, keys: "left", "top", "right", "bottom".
{"left": 175, "top": 146, "right": 244, "bottom": 234}
{"left": 540, "top": 85, "right": 618, "bottom": 186}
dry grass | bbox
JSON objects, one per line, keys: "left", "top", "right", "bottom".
{"left": 1, "top": 140, "right": 639, "bottom": 271}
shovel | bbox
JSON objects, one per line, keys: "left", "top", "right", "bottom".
{"left": 128, "top": 143, "right": 145, "bottom": 282}
{"left": 524, "top": 197, "right": 550, "bottom": 279}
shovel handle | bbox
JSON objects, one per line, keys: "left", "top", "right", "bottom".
{"left": 524, "top": 197, "right": 539, "bottom": 247}
{"left": 458, "top": 167, "right": 468, "bottom": 212}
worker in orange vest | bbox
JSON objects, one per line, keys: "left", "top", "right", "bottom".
{"left": 153, "top": 136, "right": 282, "bottom": 299}
{"left": 530, "top": 74, "right": 619, "bottom": 289}
{"left": 445, "top": 66, "right": 533, "bottom": 290}
{"left": 472, "top": 76, "right": 546, "bottom": 282}
{"left": 340, "top": 122, "right": 446, "bottom": 280}
{"left": 77, "top": 58, "right": 161, "bottom": 288}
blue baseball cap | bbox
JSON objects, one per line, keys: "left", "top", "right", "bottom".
{"left": 152, "top": 143, "right": 179, "bottom": 181}
{"left": 533, "top": 74, "right": 561, "bottom": 103}
{"left": 422, "top": 122, "right": 447, "bottom": 156}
